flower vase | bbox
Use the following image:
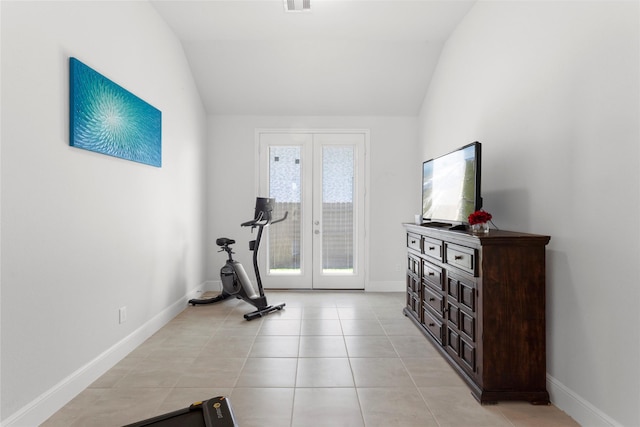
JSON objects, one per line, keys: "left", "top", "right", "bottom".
{"left": 471, "top": 222, "right": 489, "bottom": 235}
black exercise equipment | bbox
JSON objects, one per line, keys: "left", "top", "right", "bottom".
{"left": 122, "top": 396, "right": 237, "bottom": 427}
{"left": 188, "top": 197, "right": 287, "bottom": 320}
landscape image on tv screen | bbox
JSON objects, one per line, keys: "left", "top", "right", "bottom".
{"left": 422, "top": 144, "right": 477, "bottom": 223}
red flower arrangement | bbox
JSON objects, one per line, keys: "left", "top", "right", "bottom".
{"left": 468, "top": 210, "right": 492, "bottom": 225}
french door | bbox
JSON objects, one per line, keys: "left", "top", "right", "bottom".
{"left": 257, "top": 131, "right": 366, "bottom": 289}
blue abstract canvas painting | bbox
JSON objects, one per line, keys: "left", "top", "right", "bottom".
{"left": 69, "top": 57, "right": 162, "bottom": 167}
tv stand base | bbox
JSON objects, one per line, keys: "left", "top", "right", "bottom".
{"left": 448, "top": 223, "right": 467, "bottom": 231}
{"left": 421, "top": 221, "right": 452, "bottom": 228}
{"left": 421, "top": 221, "right": 467, "bottom": 231}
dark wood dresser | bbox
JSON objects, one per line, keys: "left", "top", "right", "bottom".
{"left": 404, "top": 223, "right": 550, "bottom": 404}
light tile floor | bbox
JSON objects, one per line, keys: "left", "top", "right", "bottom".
{"left": 42, "top": 291, "right": 579, "bottom": 427}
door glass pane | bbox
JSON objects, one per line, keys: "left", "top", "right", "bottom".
{"left": 322, "top": 146, "right": 354, "bottom": 274}
{"left": 268, "top": 146, "right": 301, "bottom": 274}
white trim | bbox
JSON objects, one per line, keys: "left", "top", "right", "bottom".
{"left": 366, "top": 280, "right": 404, "bottom": 293}
{"left": 1, "top": 286, "right": 203, "bottom": 427}
{"left": 547, "top": 373, "right": 621, "bottom": 427}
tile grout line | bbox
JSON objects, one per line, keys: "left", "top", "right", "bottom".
{"left": 341, "top": 312, "right": 367, "bottom": 427}
{"left": 289, "top": 306, "right": 304, "bottom": 427}
{"left": 382, "top": 306, "right": 445, "bottom": 427}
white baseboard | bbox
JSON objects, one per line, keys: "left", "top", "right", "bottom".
{"left": 365, "top": 280, "right": 404, "bottom": 292}
{"left": 204, "top": 280, "right": 402, "bottom": 293}
{"left": 547, "top": 373, "right": 620, "bottom": 427}
{"left": 1, "top": 286, "right": 204, "bottom": 427}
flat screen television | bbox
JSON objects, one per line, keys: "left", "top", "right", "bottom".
{"left": 421, "top": 142, "right": 482, "bottom": 227}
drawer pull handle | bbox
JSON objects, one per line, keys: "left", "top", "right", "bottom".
{"left": 428, "top": 246, "right": 435, "bottom": 250}
{"left": 429, "top": 297, "right": 435, "bottom": 302}
{"left": 428, "top": 323, "right": 435, "bottom": 327}
{"left": 428, "top": 272, "right": 435, "bottom": 276}
{"left": 411, "top": 240, "right": 416, "bottom": 244}
{"left": 454, "top": 255, "right": 464, "bottom": 260}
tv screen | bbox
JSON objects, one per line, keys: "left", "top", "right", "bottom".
{"left": 422, "top": 142, "right": 482, "bottom": 225}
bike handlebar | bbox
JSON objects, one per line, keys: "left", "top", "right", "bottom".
{"left": 241, "top": 211, "right": 288, "bottom": 228}
{"left": 270, "top": 211, "right": 288, "bottom": 225}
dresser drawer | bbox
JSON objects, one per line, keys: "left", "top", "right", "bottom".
{"left": 407, "top": 294, "right": 420, "bottom": 321}
{"left": 423, "top": 286, "right": 444, "bottom": 314}
{"left": 445, "top": 243, "right": 477, "bottom": 276}
{"left": 422, "top": 261, "right": 443, "bottom": 291}
{"left": 423, "top": 309, "right": 443, "bottom": 345}
{"left": 407, "top": 232, "right": 422, "bottom": 252}
{"left": 407, "top": 253, "right": 421, "bottom": 276}
{"left": 423, "top": 237, "right": 443, "bottom": 261}
{"left": 406, "top": 274, "right": 420, "bottom": 294}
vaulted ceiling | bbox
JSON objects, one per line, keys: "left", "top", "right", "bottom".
{"left": 150, "top": 0, "right": 475, "bottom": 116}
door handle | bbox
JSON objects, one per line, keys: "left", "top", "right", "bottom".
{"left": 314, "top": 230, "right": 320, "bottom": 235}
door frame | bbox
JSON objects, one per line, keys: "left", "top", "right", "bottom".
{"left": 254, "top": 128, "right": 371, "bottom": 290}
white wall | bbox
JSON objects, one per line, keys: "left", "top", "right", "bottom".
{"left": 1, "top": 1, "right": 207, "bottom": 424}
{"left": 206, "top": 116, "right": 418, "bottom": 291}
{"left": 419, "top": 1, "right": 639, "bottom": 426}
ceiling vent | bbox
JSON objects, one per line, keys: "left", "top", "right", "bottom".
{"left": 284, "top": 0, "right": 311, "bottom": 12}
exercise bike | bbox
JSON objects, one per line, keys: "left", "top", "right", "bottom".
{"left": 188, "top": 197, "right": 287, "bottom": 320}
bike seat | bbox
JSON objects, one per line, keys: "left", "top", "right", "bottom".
{"left": 216, "top": 238, "right": 235, "bottom": 246}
